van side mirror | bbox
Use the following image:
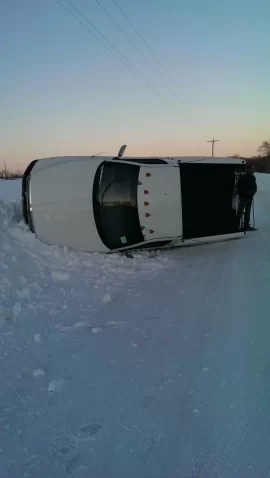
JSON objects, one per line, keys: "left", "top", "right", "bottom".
{"left": 118, "top": 145, "right": 127, "bottom": 158}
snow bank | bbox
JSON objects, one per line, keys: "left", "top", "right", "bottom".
{"left": 0, "top": 178, "right": 21, "bottom": 202}
{"left": 0, "top": 178, "right": 22, "bottom": 222}
{"left": 0, "top": 179, "right": 172, "bottom": 331}
{"left": 256, "top": 172, "right": 270, "bottom": 191}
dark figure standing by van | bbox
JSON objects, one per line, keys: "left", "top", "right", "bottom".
{"left": 237, "top": 164, "right": 257, "bottom": 230}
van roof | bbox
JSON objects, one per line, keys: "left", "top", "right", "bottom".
{"left": 36, "top": 155, "right": 245, "bottom": 165}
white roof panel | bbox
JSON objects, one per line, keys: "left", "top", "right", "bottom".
{"left": 34, "top": 155, "right": 245, "bottom": 166}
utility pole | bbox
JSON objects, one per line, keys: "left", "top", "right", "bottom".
{"left": 207, "top": 138, "right": 219, "bottom": 157}
{"left": 4, "top": 158, "right": 8, "bottom": 180}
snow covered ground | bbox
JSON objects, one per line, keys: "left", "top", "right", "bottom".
{"left": 0, "top": 175, "right": 270, "bottom": 478}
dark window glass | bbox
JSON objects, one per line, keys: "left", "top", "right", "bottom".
{"left": 93, "top": 162, "right": 144, "bottom": 250}
{"left": 22, "top": 159, "right": 38, "bottom": 231}
{"left": 114, "top": 157, "right": 167, "bottom": 164}
{"left": 179, "top": 163, "right": 246, "bottom": 239}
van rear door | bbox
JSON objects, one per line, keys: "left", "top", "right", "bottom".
{"left": 137, "top": 165, "right": 182, "bottom": 241}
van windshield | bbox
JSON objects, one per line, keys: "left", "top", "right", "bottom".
{"left": 93, "top": 162, "right": 144, "bottom": 250}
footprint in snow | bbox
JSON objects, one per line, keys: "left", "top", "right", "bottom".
{"left": 47, "top": 377, "right": 66, "bottom": 406}
{"left": 77, "top": 422, "right": 102, "bottom": 441}
{"left": 49, "top": 435, "right": 78, "bottom": 457}
{"left": 65, "top": 453, "right": 81, "bottom": 474}
{"left": 71, "top": 466, "right": 92, "bottom": 478}
{"left": 47, "top": 378, "right": 65, "bottom": 393}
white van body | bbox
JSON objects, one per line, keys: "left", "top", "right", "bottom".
{"left": 28, "top": 156, "right": 106, "bottom": 253}
{"left": 22, "top": 155, "right": 246, "bottom": 253}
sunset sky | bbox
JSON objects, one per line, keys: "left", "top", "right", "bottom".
{"left": 1, "top": 0, "right": 270, "bottom": 171}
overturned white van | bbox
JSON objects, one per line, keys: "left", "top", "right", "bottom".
{"left": 22, "top": 152, "right": 246, "bottom": 253}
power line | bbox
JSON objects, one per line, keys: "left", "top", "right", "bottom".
{"left": 111, "top": 0, "right": 175, "bottom": 84}
{"left": 66, "top": 0, "right": 156, "bottom": 92}
{"left": 68, "top": 0, "right": 163, "bottom": 94}
{"left": 94, "top": 0, "right": 175, "bottom": 95}
{"left": 56, "top": 1, "right": 129, "bottom": 68}
{"left": 56, "top": 0, "right": 159, "bottom": 95}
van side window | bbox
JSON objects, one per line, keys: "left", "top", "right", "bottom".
{"left": 114, "top": 158, "right": 167, "bottom": 164}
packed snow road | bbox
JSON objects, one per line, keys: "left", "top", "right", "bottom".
{"left": 0, "top": 175, "right": 270, "bottom": 478}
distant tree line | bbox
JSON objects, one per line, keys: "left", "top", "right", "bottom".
{"left": 231, "top": 140, "right": 270, "bottom": 173}
{"left": 0, "top": 169, "right": 23, "bottom": 179}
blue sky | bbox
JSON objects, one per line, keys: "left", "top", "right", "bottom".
{"left": 1, "top": 0, "right": 270, "bottom": 170}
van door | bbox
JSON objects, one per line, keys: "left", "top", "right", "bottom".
{"left": 179, "top": 163, "right": 244, "bottom": 239}
{"left": 137, "top": 165, "right": 182, "bottom": 241}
